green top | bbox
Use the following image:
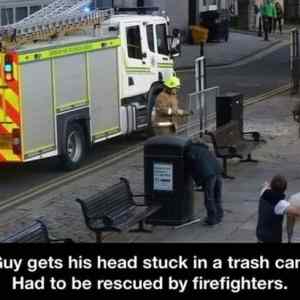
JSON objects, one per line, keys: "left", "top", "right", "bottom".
{"left": 261, "top": 1, "right": 277, "bottom": 18}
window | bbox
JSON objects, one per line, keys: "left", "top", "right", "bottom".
{"left": 156, "top": 24, "right": 169, "bottom": 56}
{"left": 126, "top": 26, "right": 143, "bottom": 59}
{"left": 30, "top": 6, "right": 42, "bottom": 15}
{"left": 147, "top": 25, "right": 155, "bottom": 52}
{"left": 16, "top": 7, "right": 28, "bottom": 22}
{"left": 1, "top": 8, "right": 13, "bottom": 25}
{"left": 95, "top": 0, "right": 113, "bottom": 8}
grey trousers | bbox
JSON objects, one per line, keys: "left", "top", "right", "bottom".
{"left": 203, "top": 175, "right": 223, "bottom": 222}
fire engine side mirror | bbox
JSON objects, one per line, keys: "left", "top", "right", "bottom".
{"left": 168, "top": 28, "right": 182, "bottom": 58}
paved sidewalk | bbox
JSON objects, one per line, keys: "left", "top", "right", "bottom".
{"left": 175, "top": 31, "right": 285, "bottom": 69}
{"left": 0, "top": 92, "right": 300, "bottom": 243}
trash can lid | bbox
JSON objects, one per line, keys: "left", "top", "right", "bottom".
{"left": 144, "top": 136, "right": 192, "bottom": 157}
{"left": 219, "top": 92, "right": 243, "bottom": 98}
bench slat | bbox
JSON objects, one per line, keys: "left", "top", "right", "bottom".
{"left": 80, "top": 181, "right": 133, "bottom": 220}
{"left": 2, "top": 221, "right": 50, "bottom": 243}
{"left": 77, "top": 178, "right": 161, "bottom": 242}
{"left": 207, "top": 121, "right": 261, "bottom": 178}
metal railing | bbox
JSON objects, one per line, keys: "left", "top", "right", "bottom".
{"left": 183, "top": 86, "right": 220, "bottom": 138}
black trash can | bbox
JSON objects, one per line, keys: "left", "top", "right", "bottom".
{"left": 144, "top": 136, "right": 194, "bottom": 226}
{"left": 200, "top": 10, "right": 230, "bottom": 42}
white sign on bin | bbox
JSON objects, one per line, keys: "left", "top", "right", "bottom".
{"left": 153, "top": 163, "right": 173, "bottom": 192}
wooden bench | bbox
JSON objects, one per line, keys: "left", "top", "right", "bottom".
{"left": 206, "top": 121, "right": 262, "bottom": 179}
{"left": 1, "top": 220, "right": 73, "bottom": 243}
{"left": 76, "top": 178, "right": 161, "bottom": 243}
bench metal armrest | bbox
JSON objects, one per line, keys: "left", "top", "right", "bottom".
{"left": 88, "top": 216, "right": 121, "bottom": 232}
{"left": 218, "top": 145, "right": 237, "bottom": 155}
{"left": 243, "top": 131, "right": 261, "bottom": 142}
{"left": 89, "top": 216, "right": 105, "bottom": 224}
{"left": 132, "top": 194, "right": 146, "bottom": 206}
{"left": 134, "top": 203, "right": 148, "bottom": 207}
{"left": 49, "top": 238, "right": 74, "bottom": 243}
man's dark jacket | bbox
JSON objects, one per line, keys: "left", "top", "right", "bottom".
{"left": 256, "top": 189, "right": 285, "bottom": 243}
{"left": 186, "top": 143, "right": 222, "bottom": 185}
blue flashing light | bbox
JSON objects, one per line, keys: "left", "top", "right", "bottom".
{"left": 4, "top": 64, "right": 12, "bottom": 73}
{"left": 83, "top": 6, "right": 91, "bottom": 13}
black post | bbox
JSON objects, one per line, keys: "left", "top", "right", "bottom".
{"left": 200, "top": 43, "right": 207, "bottom": 90}
{"left": 198, "top": 59, "right": 202, "bottom": 92}
{"left": 204, "top": 57, "right": 207, "bottom": 90}
{"left": 200, "top": 42, "right": 204, "bottom": 57}
{"left": 296, "top": 30, "right": 299, "bottom": 57}
{"left": 197, "top": 55, "right": 207, "bottom": 138}
{"left": 296, "top": 30, "right": 300, "bottom": 93}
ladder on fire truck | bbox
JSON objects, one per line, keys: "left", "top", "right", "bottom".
{"left": 0, "top": 0, "right": 114, "bottom": 48}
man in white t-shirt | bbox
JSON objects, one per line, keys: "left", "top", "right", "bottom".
{"left": 286, "top": 193, "right": 300, "bottom": 243}
{"left": 256, "top": 175, "right": 300, "bottom": 243}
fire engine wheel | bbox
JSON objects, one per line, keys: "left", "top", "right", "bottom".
{"left": 61, "top": 123, "right": 86, "bottom": 171}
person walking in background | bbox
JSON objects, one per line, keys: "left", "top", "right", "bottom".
{"left": 269, "top": 0, "right": 277, "bottom": 33}
{"left": 255, "top": 4, "right": 262, "bottom": 37}
{"left": 256, "top": 175, "right": 300, "bottom": 243}
{"left": 267, "top": 0, "right": 276, "bottom": 33}
{"left": 261, "top": 0, "right": 277, "bottom": 41}
{"left": 187, "top": 140, "right": 224, "bottom": 226}
{"left": 261, "top": 1, "right": 270, "bottom": 41}
{"left": 286, "top": 193, "right": 300, "bottom": 243}
{"left": 273, "top": 1, "right": 283, "bottom": 33}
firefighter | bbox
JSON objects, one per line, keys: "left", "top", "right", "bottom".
{"left": 152, "top": 76, "right": 188, "bottom": 135}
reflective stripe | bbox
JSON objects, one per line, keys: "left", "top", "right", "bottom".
{"left": 93, "top": 127, "right": 120, "bottom": 141}
{"left": 0, "top": 52, "right": 22, "bottom": 162}
{"left": 25, "top": 145, "right": 56, "bottom": 159}
{"left": 126, "top": 67, "right": 151, "bottom": 74}
{"left": 157, "top": 122, "right": 173, "bottom": 127}
{"left": 19, "top": 38, "right": 121, "bottom": 64}
{"left": 158, "top": 63, "right": 174, "bottom": 68}
{"left": 56, "top": 99, "right": 88, "bottom": 113}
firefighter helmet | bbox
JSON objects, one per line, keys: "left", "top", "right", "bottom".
{"left": 164, "top": 76, "right": 181, "bottom": 89}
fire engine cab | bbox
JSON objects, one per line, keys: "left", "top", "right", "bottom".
{"left": 0, "top": 0, "right": 180, "bottom": 169}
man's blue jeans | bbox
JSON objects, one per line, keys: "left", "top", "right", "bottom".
{"left": 203, "top": 175, "right": 223, "bottom": 222}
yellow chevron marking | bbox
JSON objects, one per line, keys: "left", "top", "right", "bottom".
{"left": 4, "top": 89, "right": 19, "bottom": 111}
{"left": 0, "top": 149, "right": 21, "bottom": 161}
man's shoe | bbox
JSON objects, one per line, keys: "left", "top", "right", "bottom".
{"left": 202, "top": 218, "right": 218, "bottom": 226}
{"left": 216, "top": 217, "right": 223, "bottom": 224}
{"left": 194, "top": 185, "right": 204, "bottom": 192}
